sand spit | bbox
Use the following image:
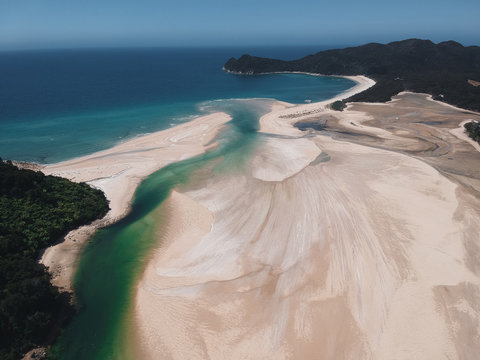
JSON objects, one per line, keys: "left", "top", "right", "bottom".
{"left": 259, "top": 75, "right": 375, "bottom": 136}
{"left": 40, "top": 112, "right": 231, "bottom": 291}
{"left": 136, "top": 92, "right": 480, "bottom": 360}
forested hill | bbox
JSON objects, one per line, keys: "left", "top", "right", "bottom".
{"left": 224, "top": 39, "right": 480, "bottom": 111}
{"left": 0, "top": 159, "right": 109, "bottom": 360}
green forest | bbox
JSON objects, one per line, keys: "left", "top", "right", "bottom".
{"left": 464, "top": 121, "right": 480, "bottom": 143}
{"left": 0, "top": 159, "right": 109, "bottom": 360}
{"left": 224, "top": 39, "right": 480, "bottom": 112}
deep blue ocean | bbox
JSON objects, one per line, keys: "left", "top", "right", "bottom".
{"left": 0, "top": 46, "right": 354, "bottom": 163}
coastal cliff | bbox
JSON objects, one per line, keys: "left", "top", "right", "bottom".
{"left": 224, "top": 39, "right": 480, "bottom": 111}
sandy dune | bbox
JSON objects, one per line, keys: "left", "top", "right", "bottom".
{"left": 135, "top": 93, "right": 480, "bottom": 359}
{"left": 40, "top": 112, "right": 231, "bottom": 290}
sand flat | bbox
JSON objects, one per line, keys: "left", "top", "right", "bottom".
{"left": 34, "top": 72, "right": 480, "bottom": 358}
{"left": 250, "top": 137, "right": 321, "bottom": 181}
{"left": 259, "top": 76, "right": 375, "bottom": 136}
{"left": 450, "top": 120, "right": 480, "bottom": 153}
{"left": 40, "top": 112, "right": 231, "bottom": 290}
{"left": 135, "top": 93, "right": 480, "bottom": 359}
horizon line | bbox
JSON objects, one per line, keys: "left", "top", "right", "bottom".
{"left": 1, "top": 38, "right": 478, "bottom": 54}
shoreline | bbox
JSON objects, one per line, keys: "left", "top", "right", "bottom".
{"left": 31, "top": 71, "right": 480, "bottom": 358}
{"left": 258, "top": 75, "right": 375, "bottom": 136}
{"left": 135, "top": 88, "right": 480, "bottom": 359}
{"left": 223, "top": 70, "right": 376, "bottom": 104}
{"left": 40, "top": 112, "right": 231, "bottom": 291}
{"left": 37, "top": 72, "right": 479, "bottom": 293}
{"left": 222, "top": 68, "right": 376, "bottom": 103}
{"left": 38, "top": 75, "right": 373, "bottom": 291}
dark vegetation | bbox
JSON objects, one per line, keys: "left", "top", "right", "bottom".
{"left": 330, "top": 100, "right": 347, "bottom": 111}
{"left": 224, "top": 39, "right": 480, "bottom": 111}
{"left": 0, "top": 159, "right": 109, "bottom": 360}
{"left": 464, "top": 121, "right": 480, "bottom": 143}
{"left": 294, "top": 120, "right": 327, "bottom": 131}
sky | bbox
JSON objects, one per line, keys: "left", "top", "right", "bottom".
{"left": 0, "top": 0, "right": 479, "bottom": 50}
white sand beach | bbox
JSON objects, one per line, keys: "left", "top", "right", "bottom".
{"left": 259, "top": 75, "right": 375, "bottom": 136}
{"left": 134, "top": 87, "right": 480, "bottom": 359}
{"left": 40, "top": 112, "right": 231, "bottom": 290}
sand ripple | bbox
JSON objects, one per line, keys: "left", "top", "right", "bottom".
{"left": 136, "top": 97, "right": 480, "bottom": 359}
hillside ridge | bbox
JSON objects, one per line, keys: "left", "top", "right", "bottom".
{"left": 224, "top": 39, "right": 480, "bottom": 111}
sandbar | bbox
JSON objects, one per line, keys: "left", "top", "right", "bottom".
{"left": 40, "top": 112, "right": 231, "bottom": 291}
{"left": 135, "top": 90, "right": 480, "bottom": 359}
{"left": 34, "top": 73, "right": 480, "bottom": 359}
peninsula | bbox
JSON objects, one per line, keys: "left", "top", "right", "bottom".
{"left": 224, "top": 39, "right": 480, "bottom": 111}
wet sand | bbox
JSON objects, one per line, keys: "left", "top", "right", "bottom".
{"left": 40, "top": 112, "right": 231, "bottom": 291}
{"left": 135, "top": 92, "right": 480, "bottom": 359}
{"left": 39, "top": 76, "right": 374, "bottom": 293}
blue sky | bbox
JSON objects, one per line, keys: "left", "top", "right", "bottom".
{"left": 0, "top": 0, "right": 479, "bottom": 50}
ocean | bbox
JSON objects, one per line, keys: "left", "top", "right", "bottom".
{"left": 0, "top": 47, "right": 354, "bottom": 163}
{"left": 0, "top": 47, "right": 355, "bottom": 359}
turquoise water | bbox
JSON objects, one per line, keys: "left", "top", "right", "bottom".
{"left": 0, "top": 48, "right": 354, "bottom": 163}
{"left": 0, "top": 47, "right": 356, "bottom": 359}
{"left": 51, "top": 99, "right": 271, "bottom": 360}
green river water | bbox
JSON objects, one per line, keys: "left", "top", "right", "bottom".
{"left": 51, "top": 99, "right": 270, "bottom": 360}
